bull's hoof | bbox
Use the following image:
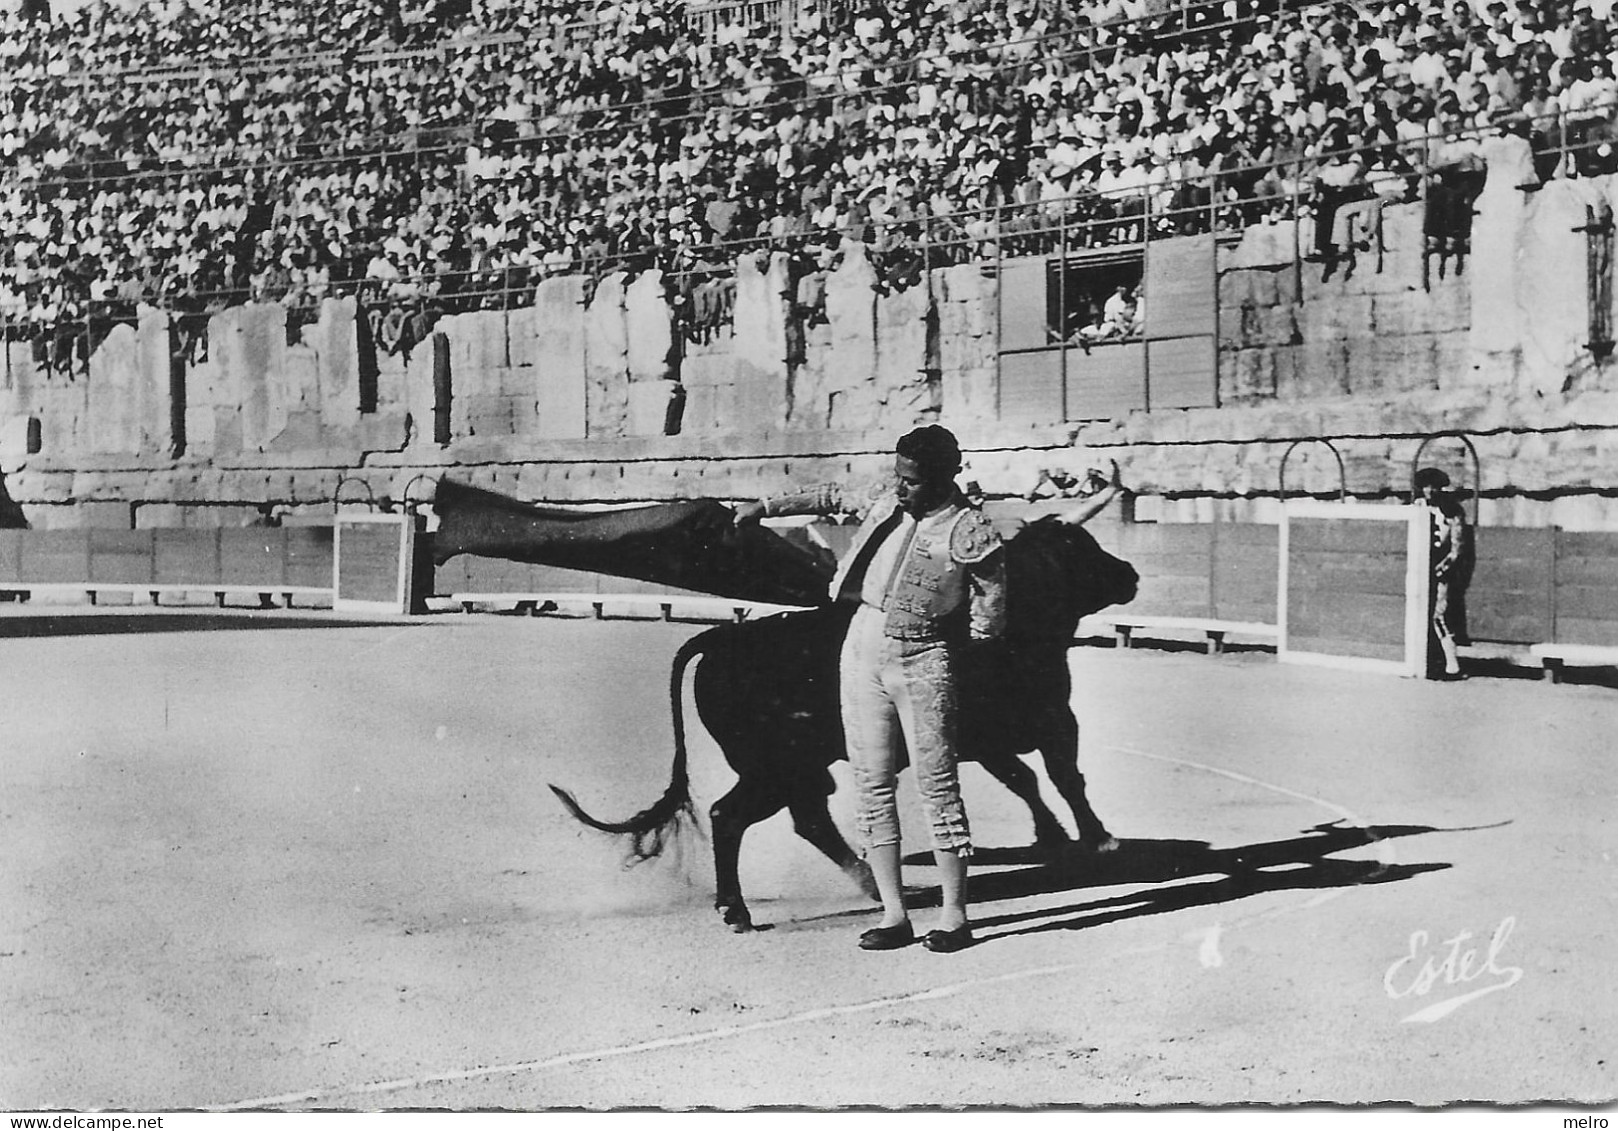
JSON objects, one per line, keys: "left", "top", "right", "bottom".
{"left": 718, "top": 902, "right": 755, "bottom": 932}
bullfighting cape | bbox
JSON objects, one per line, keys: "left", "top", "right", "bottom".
{"left": 431, "top": 478, "right": 836, "bottom": 608}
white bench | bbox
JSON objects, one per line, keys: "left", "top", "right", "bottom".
{"left": 444, "top": 592, "right": 803, "bottom": 624}
{"left": 1527, "top": 643, "right": 1618, "bottom": 683}
{"left": 9, "top": 583, "right": 330, "bottom": 609}
{"left": 1079, "top": 614, "right": 1280, "bottom": 655}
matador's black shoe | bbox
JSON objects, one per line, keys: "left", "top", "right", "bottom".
{"left": 921, "top": 926, "right": 975, "bottom": 953}
{"left": 858, "top": 922, "right": 915, "bottom": 950}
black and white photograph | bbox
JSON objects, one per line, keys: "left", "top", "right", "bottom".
{"left": 0, "top": 0, "right": 1615, "bottom": 1118}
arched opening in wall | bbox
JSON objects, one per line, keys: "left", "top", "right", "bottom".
{"left": 356, "top": 302, "right": 381, "bottom": 414}
{"left": 168, "top": 322, "right": 187, "bottom": 459}
{"left": 0, "top": 466, "right": 24, "bottom": 529}
{"left": 663, "top": 384, "right": 687, "bottom": 435}
{"left": 25, "top": 416, "right": 42, "bottom": 455}
{"left": 431, "top": 332, "right": 452, "bottom": 446}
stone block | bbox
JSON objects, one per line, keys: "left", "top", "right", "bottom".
{"left": 507, "top": 304, "right": 541, "bottom": 370}
{"left": 84, "top": 321, "right": 148, "bottom": 457}
{"left": 1467, "top": 139, "right": 1540, "bottom": 361}
{"left": 1343, "top": 335, "right": 1384, "bottom": 397}
{"left": 1347, "top": 333, "right": 1435, "bottom": 397}
{"left": 827, "top": 384, "right": 882, "bottom": 432}
{"left": 1374, "top": 201, "right": 1425, "bottom": 281}
{"left": 626, "top": 380, "right": 681, "bottom": 437}
{"left": 464, "top": 393, "right": 516, "bottom": 439}
{"left": 284, "top": 350, "right": 323, "bottom": 422}
{"left": 1223, "top": 347, "right": 1277, "bottom": 402}
{"left": 1218, "top": 302, "right": 1250, "bottom": 349}
{"left": 1433, "top": 331, "right": 1478, "bottom": 393}
{"left": 525, "top": 276, "right": 588, "bottom": 442}
{"left": 823, "top": 243, "right": 879, "bottom": 388}
{"left": 1217, "top": 270, "right": 1252, "bottom": 309}
{"left": 941, "top": 363, "right": 998, "bottom": 429}
{"left": 1227, "top": 218, "right": 1299, "bottom": 269}
{"left": 626, "top": 269, "right": 675, "bottom": 382}
{"left": 1248, "top": 269, "right": 1282, "bottom": 309}
{"left": 733, "top": 254, "right": 785, "bottom": 369}
{"left": 875, "top": 280, "right": 932, "bottom": 413}
{"left": 683, "top": 383, "right": 737, "bottom": 434}
{"left": 584, "top": 273, "right": 630, "bottom": 439}
{"left": 782, "top": 359, "right": 828, "bottom": 430}
{"left": 308, "top": 297, "right": 358, "bottom": 421}
{"left": 1279, "top": 340, "right": 1349, "bottom": 401}
{"left": 1394, "top": 333, "right": 1442, "bottom": 394}
{"left": 1320, "top": 291, "right": 1376, "bottom": 341}
{"left": 881, "top": 377, "right": 937, "bottom": 425}
{"left": 1514, "top": 192, "right": 1596, "bottom": 396}
{"left": 680, "top": 353, "right": 737, "bottom": 433}
{"left": 938, "top": 262, "right": 995, "bottom": 341}
{"left": 730, "top": 254, "right": 788, "bottom": 427}
{"left": 458, "top": 309, "right": 513, "bottom": 378}
{"left": 1256, "top": 302, "right": 1300, "bottom": 346}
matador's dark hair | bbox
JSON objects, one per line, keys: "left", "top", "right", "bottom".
{"left": 896, "top": 425, "right": 962, "bottom": 479}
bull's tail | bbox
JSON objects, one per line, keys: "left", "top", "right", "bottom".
{"left": 547, "top": 630, "right": 707, "bottom": 863}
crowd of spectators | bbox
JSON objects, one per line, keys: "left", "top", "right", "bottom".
{"left": 2, "top": 0, "right": 1617, "bottom": 369}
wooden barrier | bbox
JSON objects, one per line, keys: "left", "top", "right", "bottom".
{"left": 437, "top": 552, "right": 781, "bottom": 623}
{"left": 0, "top": 526, "right": 333, "bottom": 607}
{"left": 1530, "top": 530, "right": 1618, "bottom": 680}
{"left": 1553, "top": 531, "right": 1618, "bottom": 646}
{"left": 1279, "top": 502, "right": 1429, "bottom": 677}
{"left": 333, "top": 513, "right": 417, "bottom": 615}
{"left": 1467, "top": 527, "right": 1554, "bottom": 645}
{"left": 1081, "top": 521, "right": 1281, "bottom": 654}
{"left": 1, "top": 516, "right": 1613, "bottom": 667}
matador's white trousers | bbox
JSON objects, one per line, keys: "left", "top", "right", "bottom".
{"left": 838, "top": 604, "right": 973, "bottom": 857}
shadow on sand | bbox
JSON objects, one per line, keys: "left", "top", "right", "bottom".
{"left": 787, "top": 819, "right": 1486, "bottom": 945}
{"left": 0, "top": 610, "right": 415, "bottom": 638}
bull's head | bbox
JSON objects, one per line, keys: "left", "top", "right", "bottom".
{"left": 1003, "top": 516, "right": 1139, "bottom": 646}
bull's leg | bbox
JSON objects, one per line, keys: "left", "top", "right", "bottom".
{"left": 787, "top": 798, "right": 878, "bottom": 901}
{"left": 1038, "top": 712, "right": 1118, "bottom": 852}
{"left": 710, "top": 779, "right": 787, "bottom": 933}
{"left": 976, "top": 754, "right": 1072, "bottom": 848}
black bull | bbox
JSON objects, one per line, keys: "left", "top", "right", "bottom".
{"left": 548, "top": 514, "right": 1140, "bottom": 932}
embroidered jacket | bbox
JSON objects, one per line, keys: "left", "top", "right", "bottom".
{"left": 1428, "top": 497, "right": 1474, "bottom": 582}
{"left": 762, "top": 482, "right": 1007, "bottom": 642}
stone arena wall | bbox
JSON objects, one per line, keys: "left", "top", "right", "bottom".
{"left": 3, "top": 137, "right": 1617, "bottom": 531}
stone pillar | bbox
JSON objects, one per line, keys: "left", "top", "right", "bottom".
{"left": 1469, "top": 134, "right": 1537, "bottom": 386}
{"left": 530, "top": 275, "right": 588, "bottom": 440}
{"left": 937, "top": 262, "right": 998, "bottom": 433}
{"left": 309, "top": 295, "right": 359, "bottom": 426}
{"left": 585, "top": 272, "right": 630, "bottom": 438}
{"left": 1510, "top": 175, "right": 1602, "bottom": 396}
{"left": 816, "top": 240, "right": 880, "bottom": 431}
{"left": 875, "top": 274, "right": 936, "bottom": 425}
{"left": 625, "top": 269, "right": 678, "bottom": 436}
{"left": 732, "top": 252, "right": 790, "bottom": 430}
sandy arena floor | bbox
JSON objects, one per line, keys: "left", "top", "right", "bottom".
{"left": 0, "top": 607, "right": 1613, "bottom": 1110}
